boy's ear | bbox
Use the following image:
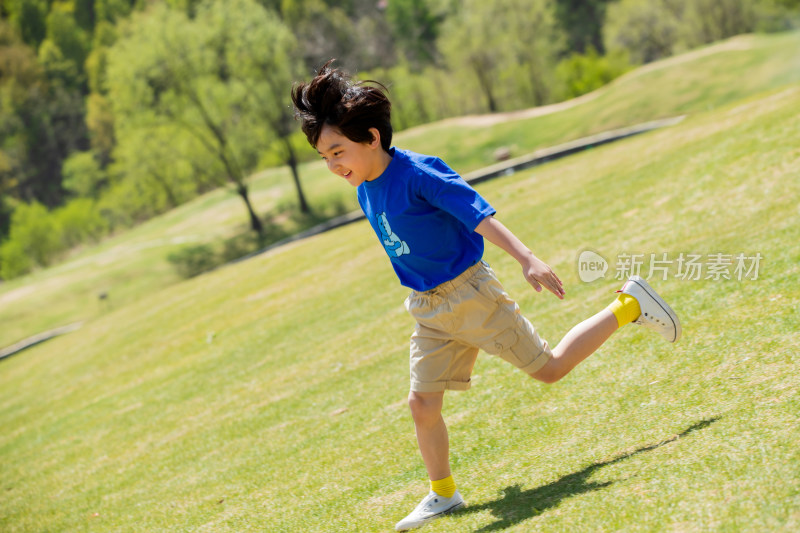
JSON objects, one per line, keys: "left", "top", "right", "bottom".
{"left": 368, "top": 127, "right": 381, "bottom": 148}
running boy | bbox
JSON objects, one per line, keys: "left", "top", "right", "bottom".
{"left": 291, "top": 61, "right": 681, "bottom": 531}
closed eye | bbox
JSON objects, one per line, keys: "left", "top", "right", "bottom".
{"left": 319, "top": 151, "right": 342, "bottom": 161}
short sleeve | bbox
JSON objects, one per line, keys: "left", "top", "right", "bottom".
{"left": 416, "top": 157, "right": 496, "bottom": 231}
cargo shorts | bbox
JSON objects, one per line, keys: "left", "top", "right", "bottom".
{"left": 404, "top": 261, "right": 553, "bottom": 392}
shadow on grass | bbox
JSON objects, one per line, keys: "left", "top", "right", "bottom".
{"left": 462, "top": 417, "right": 721, "bottom": 532}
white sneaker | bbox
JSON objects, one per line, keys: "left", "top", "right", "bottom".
{"left": 395, "top": 490, "right": 465, "bottom": 531}
{"left": 619, "top": 276, "right": 681, "bottom": 342}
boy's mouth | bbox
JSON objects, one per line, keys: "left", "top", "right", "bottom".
{"left": 343, "top": 170, "right": 352, "bottom": 178}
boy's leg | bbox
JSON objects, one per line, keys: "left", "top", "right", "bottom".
{"left": 530, "top": 308, "right": 619, "bottom": 383}
{"left": 396, "top": 391, "right": 465, "bottom": 531}
{"left": 408, "top": 391, "right": 451, "bottom": 482}
{"left": 530, "top": 276, "right": 680, "bottom": 384}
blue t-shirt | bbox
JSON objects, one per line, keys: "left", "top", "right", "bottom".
{"left": 357, "top": 148, "right": 496, "bottom": 291}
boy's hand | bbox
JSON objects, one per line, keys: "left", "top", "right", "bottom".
{"left": 522, "top": 254, "right": 565, "bottom": 300}
{"left": 474, "top": 215, "right": 565, "bottom": 300}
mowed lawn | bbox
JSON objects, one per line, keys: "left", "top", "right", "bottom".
{"left": 2, "top": 32, "right": 800, "bottom": 349}
{"left": 1, "top": 68, "right": 799, "bottom": 531}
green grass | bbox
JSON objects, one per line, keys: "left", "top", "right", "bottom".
{"left": 2, "top": 32, "right": 800, "bottom": 349}
{"left": 2, "top": 34, "right": 800, "bottom": 532}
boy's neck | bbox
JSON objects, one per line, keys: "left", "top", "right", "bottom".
{"left": 368, "top": 148, "right": 394, "bottom": 182}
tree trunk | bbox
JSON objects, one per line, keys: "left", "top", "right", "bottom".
{"left": 236, "top": 183, "right": 263, "bottom": 237}
{"left": 284, "top": 138, "right": 310, "bottom": 214}
{"left": 472, "top": 58, "right": 498, "bottom": 113}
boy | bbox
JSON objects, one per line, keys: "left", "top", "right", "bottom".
{"left": 291, "top": 61, "right": 680, "bottom": 531}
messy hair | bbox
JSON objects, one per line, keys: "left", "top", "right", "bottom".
{"left": 291, "top": 60, "right": 393, "bottom": 152}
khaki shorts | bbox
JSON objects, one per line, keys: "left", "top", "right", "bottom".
{"left": 404, "top": 261, "right": 553, "bottom": 392}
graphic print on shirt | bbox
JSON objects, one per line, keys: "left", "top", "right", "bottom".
{"left": 377, "top": 212, "right": 410, "bottom": 258}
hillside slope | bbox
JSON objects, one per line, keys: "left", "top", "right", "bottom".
{"left": 1, "top": 73, "right": 798, "bottom": 530}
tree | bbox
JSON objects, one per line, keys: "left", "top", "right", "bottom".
{"left": 107, "top": 0, "right": 307, "bottom": 237}
{"left": 553, "top": 0, "right": 611, "bottom": 54}
{"left": 0, "top": 19, "right": 88, "bottom": 208}
{"left": 43, "top": 4, "right": 91, "bottom": 87}
{"left": 207, "top": 0, "right": 310, "bottom": 214}
{"left": 680, "top": 0, "right": 757, "bottom": 48}
{"left": 385, "top": 0, "right": 450, "bottom": 65}
{"left": 5, "top": 0, "right": 47, "bottom": 49}
{"left": 281, "top": 0, "right": 360, "bottom": 72}
{"left": 62, "top": 150, "right": 105, "bottom": 198}
{"left": 604, "top": 0, "right": 682, "bottom": 64}
{"left": 604, "top": 0, "right": 762, "bottom": 64}
{"left": 438, "top": 0, "right": 563, "bottom": 112}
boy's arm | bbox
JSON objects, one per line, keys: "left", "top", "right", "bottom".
{"left": 475, "top": 215, "right": 565, "bottom": 299}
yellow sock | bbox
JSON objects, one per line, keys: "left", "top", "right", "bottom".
{"left": 607, "top": 293, "right": 641, "bottom": 328}
{"left": 430, "top": 475, "right": 456, "bottom": 498}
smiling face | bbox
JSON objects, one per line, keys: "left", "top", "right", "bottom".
{"left": 316, "top": 124, "right": 392, "bottom": 187}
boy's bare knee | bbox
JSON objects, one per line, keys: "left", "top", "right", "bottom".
{"left": 529, "top": 366, "right": 564, "bottom": 384}
{"left": 408, "top": 391, "right": 444, "bottom": 426}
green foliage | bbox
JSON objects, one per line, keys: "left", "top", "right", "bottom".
{"left": 553, "top": 0, "right": 611, "bottom": 53}
{"left": 0, "top": 195, "right": 12, "bottom": 238}
{"left": 85, "top": 21, "right": 117, "bottom": 94}
{"left": 281, "top": 0, "right": 362, "bottom": 70}
{"left": 753, "top": 0, "right": 800, "bottom": 30}
{"left": 95, "top": 0, "right": 132, "bottom": 23}
{"left": 0, "top": 197, "right": 109, "bottom": 278}
{"left": 259, "top": 129, "right": 316, "bottom": 169}
{"left": 0, "top": 237, "right": 31, "bottom": 279}
{"left": 604, "top": 0, "right": 793, "bottom": 64}
{"left": 680, "top": 0, "right": 758, "bottom": 48}
{"left": 61, "top": 150, "right": 106, "bottom": 197}
{"left": 85, "top": 92, "right": 115, "bottom": 163}
{"left": 69, "top": 0, "right": 98, "bottom": 32}
{"left": 44, "top": 6, "right": 90, "bottom": 83}
{"left": 164, "top": 0, "right": 203, "bottom": 16}
{"left": 360, "top": 60, "right": 483, "bottom": 130}
{"left": 37, "top": 37, "right": 80, "bottom": 85}
{"left": 52, "top": 197, "right": 108, "bottom": 248}
{"left": 438, "top": 0, "right": 563, "bottom": 112}
{"left": 385, "top": 0, "right": 448, "bottom": 64}
{"left": 96, "top": 135, "right": 202, "bottom": 228}
{"left": 1, "top": 18, "right": 89, "bottom": 209}
{"left": 5, "top": 0, "right": 47, "bottom": 48}
{"left": 106, "top": 0, "right": 306, "bottom": 234}
{"left": 604, "top": 0, "right": 682, "bottom": 64}
{"left": 556, "top": 47, "right": 632, "bottom": 99}
{"left": 0, "top": 201, "right": 59, "bottom": 273}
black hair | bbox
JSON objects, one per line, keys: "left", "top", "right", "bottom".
{"left": 291, "top": 59, "right": 393, "bottom": 152}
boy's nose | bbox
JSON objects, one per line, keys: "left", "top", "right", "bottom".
{"left": 326, "top": 159, "right": 338, "bottom": 173}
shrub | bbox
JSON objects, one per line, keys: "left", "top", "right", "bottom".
{"left": 0, "top": 238, "right": 32, "bottom": 280}
{"left": 62, "top": 151, "right": 107, "bottom": 198}
{"left": 0, "top": 202, "right": 60, "bottom": 279}
{"left": 53, "top": 198, "right": 109, "bottom": 248}
{"left": 167, "top": 244, "right": 217, "bottom": 278}
{"left": 556, "top": 47, "right": 633, "bottom": 99}
{"left": 0, "top": 198, "right": 111, "bottom": 279}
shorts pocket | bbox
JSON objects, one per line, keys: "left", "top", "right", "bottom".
{"left": 484, "top": 328, "right": 518, "bottom": 357}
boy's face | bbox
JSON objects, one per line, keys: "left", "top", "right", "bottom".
{"left": 316, "top": 124, "right": 390, "bottom": 187}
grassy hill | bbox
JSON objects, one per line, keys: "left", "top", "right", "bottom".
{"left": 1, "top": 33, "right": 799, "bottom": 531}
